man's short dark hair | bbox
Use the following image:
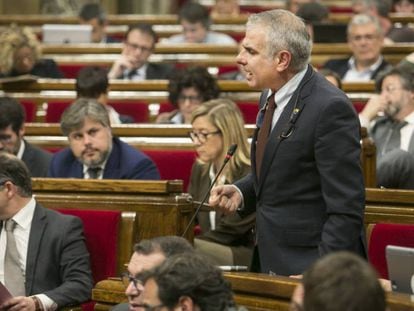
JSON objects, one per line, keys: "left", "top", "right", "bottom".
{"left": 76, "top": 66, "right": 109, "bottom": 99}
{"left": 178, "top": 2, "right": 211, "bottom": 29}
{"left": 125, "top": 24, "right": 157, "bottom": 45}
{"left": 302, "top": 251, "right": 386, "bottom": 311}
{"left": 0, "top": 153, "right": 32, "bottom": 197}
{"left": 375, "top": 66, "right": 414, "bottom": 93}
{"left": 143, "top": 253, "right": 235, "bottom": 310}
{"left": 134, "top": 236, "right": 194, "bottom": 258}
{"left": 0, "top": 97, "right": 25, "bottom": 133}
{"left": 79, "top": 3, "right": 107, "bottom": 24}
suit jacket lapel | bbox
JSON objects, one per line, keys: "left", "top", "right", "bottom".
{"left": 256, "top": 66, "right": 314, "bottom": 194}
{"left": 25, "top": 204, "right": 47, "bottom": 294}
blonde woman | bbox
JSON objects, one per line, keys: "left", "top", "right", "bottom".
{"left": 0, "top": 25, "right": 63, "bottom": 78}
{"left": 189, "top": 98, "right": 255, "bottom": 267}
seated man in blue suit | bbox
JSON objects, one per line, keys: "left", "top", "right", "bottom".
{"left": 48, "top": 98, "right": 160, "bottom": 180}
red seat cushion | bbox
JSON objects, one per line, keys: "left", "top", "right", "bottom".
{"left": 56, "top": 208, "right": 120, "bottom": 284}
{"left": 20, "top": 101, "right": 37, "bottom": 122}
{"left": 108, "top": 102, "right": 150, "bottom": 123}
{"left": 45, "top": 101, "right": 71, "bottom": 123}
{"left": 143, "top": 149, "right": 197, "bottom": 191}
{"left": 368, "top": 223, "right": 414, "bottom": 279}
{"left": 236, "top": 101, "right": 259, "bottom": 124}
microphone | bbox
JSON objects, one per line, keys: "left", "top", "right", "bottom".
{"left": 182, "top": 144, "right": 238, "bottom": 237}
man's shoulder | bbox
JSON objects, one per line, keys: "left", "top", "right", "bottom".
{"left": 113, "top": 137, "right": 148, "bottom": 160}
{"left": 323, "top": 57, "right": 349, "bottom": 68}
{"left": 24, "top": 141, "right": 52, "bottom": 158}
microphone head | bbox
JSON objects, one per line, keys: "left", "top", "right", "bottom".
{"left": 224, "top": 144, "right": 238, "bottom": 161}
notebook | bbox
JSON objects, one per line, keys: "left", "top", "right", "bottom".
{"left": 42, "top": 24, "right": 92, "bottom": 44}
{"left": 386, "top": 245, "right": 414, "bottom": 294}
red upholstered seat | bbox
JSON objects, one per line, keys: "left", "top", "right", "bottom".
{"left": 352, "top": 101, "right": 365, "bottom": 113}
{"left": 45, "top": 101, "right": 71, "bottom": 123}
{"left": 108, "top": 102, "right": 150, "bottom": 123}
{"left": 143, "top": 149, "right": 197, "bottom": 191}
{"left": 56, "top": 208, "right": 120, "bottom": 284}
{"left": 20, "top": 101, "right": 37, "bottom": 122}
{"left": 368, "top": 223, "right": 414, "bottom": 279}
{"left": 236, "top": 102, "right": 259, "bottom": 124}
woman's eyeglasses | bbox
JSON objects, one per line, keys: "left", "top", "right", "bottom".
{"left": 188, "top": 130, "right": 221, "bottom": 144}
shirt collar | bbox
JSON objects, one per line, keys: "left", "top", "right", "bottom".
{"left": 267, "top": 67, "right": 308, "bottom": 106}
{"left": 11, "top": 197, "right": 36, "bottom": 230}
{"left": 404, "top": 111, "right": 414, "bottom": 124}
{"left": 347, "top": 56, "right": 384, "bottom": 74}
{"left": 16, "top": 139, "right": 25, "bottom": 160}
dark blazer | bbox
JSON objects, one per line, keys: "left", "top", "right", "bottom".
{"left": 236, "top": 65, "right": 366, "bottom": 275}
{"left": 48, "top": 137, "right": 160, "bottom": 180}
{"left": 8, "top": 59, "right": 64, "bottom": 78}
{"left": 22, "top": 140, "right": 52, "bottom": 177}
{"left": 189, "top": 162, "right": 255, "bottom": 265}
{"left": 146, "top": 63, "right": 173, "bottom": 79}
{"left": 322, "top": 57, "right": 391, "bottom": 80}
{"left": 26, "top": 203, "right": 93, "bottom": 307}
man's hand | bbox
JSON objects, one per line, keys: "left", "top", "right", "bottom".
{"left": 360, "top": 94, "right": 387, "bottom": 122}
{"left": 0, "top": 296, "right": 36, "bottom": 311}
{"left": 209, "top": 185, "right": 242, "bottom": 215}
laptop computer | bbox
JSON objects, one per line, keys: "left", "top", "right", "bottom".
{"left": 312, "top": 23, "right": 348, "bottom": 43}
{"left": 42, "top": 24, "right": 92, "bottom": 44}
{"left": 386, "top": 245, "right": 414, "bottom": 294}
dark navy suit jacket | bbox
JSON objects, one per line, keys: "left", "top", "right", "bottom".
{"left": 322, "top": 57, "right": 391, "bottom": 80}
{"left": 48, "top": 137, "right": 160, "bottom": 180}
{"left": 236, "top": 66, "right": 366, "bottom": 275}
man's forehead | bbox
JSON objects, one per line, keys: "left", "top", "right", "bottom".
{"left": 128, "top": 252, "right": 166, "bottom": 275}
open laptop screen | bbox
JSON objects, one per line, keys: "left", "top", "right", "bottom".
{"left": 42, "top": 24, "right": 92, "bottom": 44}
{"left": 386, "top": 245, "right": 414, "bottom": 294}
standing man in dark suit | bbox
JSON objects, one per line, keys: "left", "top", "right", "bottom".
{"left": 107, "top": 24, "right": 173, "bottom": 80}
{"left": 0, "top": 153, "right": 93, "bottom": 310}
{"left": 48, "top": 98, "right": 160, "bottom": 180}
{"left": 209, "top": 9, "right": 366, "bottom": 275}
{"left": 322, "top": 14, "right": 391, "bottom": 82}
{"left": 0, "top": 97, "right": 51, "bottom": 177}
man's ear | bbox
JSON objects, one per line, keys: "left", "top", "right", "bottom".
{"left": 178, "top": 296, "right": 195, "bottom": 311}
{"left": 274, "top": 50, "right": 291, "bottom": 72}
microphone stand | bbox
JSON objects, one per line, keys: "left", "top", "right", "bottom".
{"left": 182, "top": 144, "right": 237, "bottom": 237}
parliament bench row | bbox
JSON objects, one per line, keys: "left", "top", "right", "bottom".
{"left": 23, "top": 123, "right": 377, "bottom": 188}
{"left": 2, "top": 79, "right": 375, "bottom": 124}
{"left": 29, "top": 178, "right": 414, "bottom": 311}
{"left": 0, "top": 11, "right": 412, "bottom": 26}
{"left": 37, "top": 43, "right": 414, "bottom": 78}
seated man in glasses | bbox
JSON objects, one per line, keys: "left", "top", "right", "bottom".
{"left": 322, "top": 14, "right": 391, "bottom": 82}
{"left": 112, "top": 236, "right": 194, "bottom": 311}
{"left": 138, "top": 253, "right": 241, "bottom": 311}
{"left": 107, "top": 24, "right": 173, "bottom": 80}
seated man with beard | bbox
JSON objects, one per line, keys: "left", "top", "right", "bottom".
{"left": 48, "top": 98, "right": 160, "bottom": 180}
{"left": 359, "top": 66, "right": 414, "bottom": 189}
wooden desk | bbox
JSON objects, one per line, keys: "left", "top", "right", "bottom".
{"left": 92, "top": 271, "right": 414, "bottom": 311}
{"left": 32, "top": 178, "right": 194, "bottom": 250}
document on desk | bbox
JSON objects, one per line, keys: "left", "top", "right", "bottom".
{"left": 0, "top": 281, "right": 12, "bottom": 303}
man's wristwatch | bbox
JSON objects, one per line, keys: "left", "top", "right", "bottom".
{"left": 30, "top": 296, "right": 43, "bottom": 311}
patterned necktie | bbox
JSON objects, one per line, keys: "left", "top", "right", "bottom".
{"left": 383, "top": 121, "right": 408, "bottom": 155}
{"left": 87, "top": 167, "right": 102, "bottom": 179}
{"left": 4, "top": 219, "right": 26, "bottom": 296}
{"left": 256, "top": 94, "right": 276, "bottom": 178}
